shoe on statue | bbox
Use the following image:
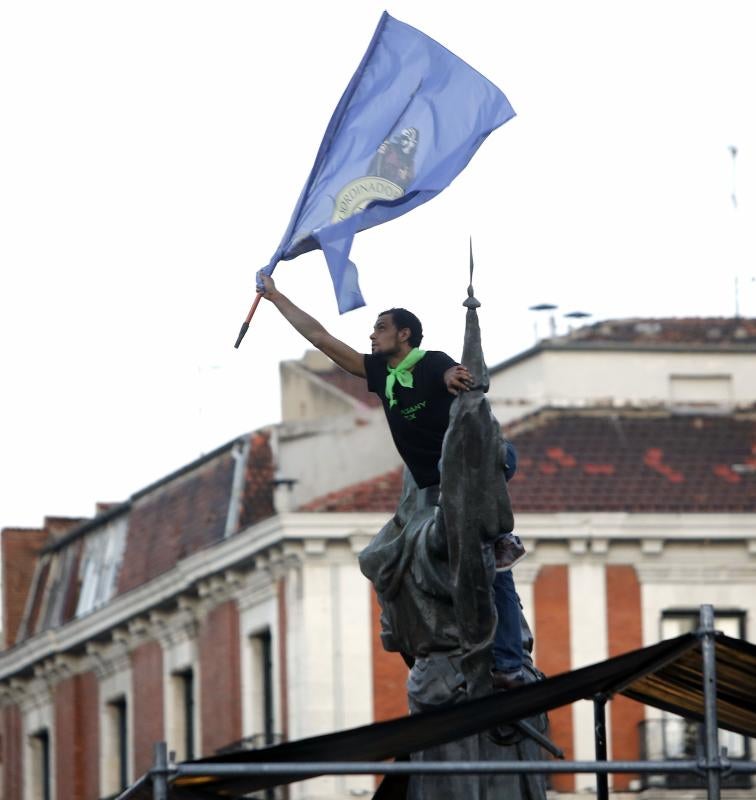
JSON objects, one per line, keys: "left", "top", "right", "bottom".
{"left": 494, "top": 533, "right": 527, "bottom": 572}
{"left": 492, "top": 668, "right": 527, "bottom": 691}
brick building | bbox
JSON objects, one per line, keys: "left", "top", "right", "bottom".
{"left": 1, "top": 317, "right": 755, "bottom": 799}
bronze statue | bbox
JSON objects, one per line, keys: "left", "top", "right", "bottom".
{"left": 359, "top": 269, "right": 549, "bottom": 800}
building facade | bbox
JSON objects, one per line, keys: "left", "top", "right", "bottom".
{"left": 1, "top": 317, "right": 755, "bottom": 800}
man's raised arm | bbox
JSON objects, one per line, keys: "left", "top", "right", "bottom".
{"left": 258, "top": 275, "right": 366, "bottom": 378}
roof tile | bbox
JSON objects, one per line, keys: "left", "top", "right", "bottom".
{"left": 562, "top": 317, "right": 756, "bottom": 346}
{"left": 301, "top": 408, "right": 756, "bottom": 514}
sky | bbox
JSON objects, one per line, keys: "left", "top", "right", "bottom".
{"left": 1, "top": 0, "right": 755, "bottom": 529}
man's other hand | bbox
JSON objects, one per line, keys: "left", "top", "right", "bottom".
{"left": 444, "top": 364, "right": 473, "bottom": 395}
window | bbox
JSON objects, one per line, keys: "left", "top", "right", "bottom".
{"left": 661, "top": 608, "right": 745, "bottom": 637}
{"left": 661, "top": 610, "right": 747, "bottom": 754}
{"left": 75, "top": 518, "right": 127, "bottom": 617}
{"left": 106, "top": 697, "right": 128, "bottom": 793}
{"left": 171, "top": 669, "right": 196, "bottom": 761}
{"left": 640, "top": 610, "right": 750, "bottom": 790}
{"left": 250, "top": 630, "right": 275, "bottom": 747}
{"left": 29, "top": 729, "right": 51, "bottom": 800}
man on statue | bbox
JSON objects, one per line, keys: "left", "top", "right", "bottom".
{"left": 258, "top": 273, "right": 527, "bottom": 690}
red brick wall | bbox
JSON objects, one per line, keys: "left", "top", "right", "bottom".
{"left": 131, "top": 640, "right": 164, "bottom": 778}
{"left": 198, "top": 600, "right": 242, "bottom": 755}
{"left": 54, "top": 676, "right": 78, "bottom": 798}
{"left": 370, "top": 589, "right": 408, "bottom": 722}
{"left": 54, "top": 672, "right": 100, "bottom": 800}
{"left": 534, "top": 564, "right": 574, "bottom": 792}
{"left": 1, "top": 528, "right": 48, "bottom": 646}
{"left": 606, "top": 565, "right": 644, "bottom": 789}
{"left": 1, "top": 704, "right": 23, "bottom": 800}
{"left": 79, "top": 672, "right": 100, "bottom": 800}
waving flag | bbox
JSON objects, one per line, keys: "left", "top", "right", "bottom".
{"left": 259, "top": 11, "right": 515, "bottom": 314}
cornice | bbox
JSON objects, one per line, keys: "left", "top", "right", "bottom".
{"left": 33, "top": 654, "right": 78, "bottom": 686}
{"left": 1, "top": 507, "right": 752, "bottom": 686}
{"left": 85, "top": 639, "right": 131, "bottom": 680}
{"left": 10, "top": 676, "right": 52, "bottom": 713}
{"left": 636, "top": 562, "right": 756, "bottom": 584}
{"left": 197, "top": 569, "right": 245, "bottom": 614}
{"left": 236, "top": 569, "right": 276, "bottom": 611}
{"left": 149, "top": 600, "right": 200, "bottom": 648}
{"left": 0, "top": 512, "right": 386, "bottom": 683}
{"left": 514, "top": 512, "right": 756, "bottom": 542}
{"left": 510, "top": 562, "right": 541, "bottom": 585}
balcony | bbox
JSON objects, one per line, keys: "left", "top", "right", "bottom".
{"left": 640, "top": 718, "right": 752, "bottom": 790}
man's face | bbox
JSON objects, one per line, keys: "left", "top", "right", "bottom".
{"left": 370, "top": 314, "right": 407, "bottom": 355}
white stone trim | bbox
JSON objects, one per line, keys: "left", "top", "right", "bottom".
{"left": 285, "top": 548, "right": 374, "bottom": 800}
{"left": 238, "top": 576, "right": 279, "bottom": 745}
{"left": 97, "top": 657, "right": 133, "bottom": 797}
{"left": 568, "top": 562, "right": 608, "bottom": 791}
{"left": 3, "top": 508, "right": 752, "bottom": 684}
{"left": 161, "top": 630, "right": 199, "bottom": 763}
{"left": 22, "top": 694, "right": 55, "bottom": 800}
{"left": 0, "top": 512, "right": 389, "bottom": 682}
{"left": 513, "top": 512, "right": 756, "bottom": 541}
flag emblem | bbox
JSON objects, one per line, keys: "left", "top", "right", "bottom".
{"left": 331, "top": 127, "right": 420, "bottom": 222}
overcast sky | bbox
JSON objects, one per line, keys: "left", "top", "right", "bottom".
{"left": 1, "top": 1, "right": 755, "bottom": 529}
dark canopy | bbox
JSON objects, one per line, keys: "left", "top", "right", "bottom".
{"left": 126, "top": 631, "right": 756, "bottom": 798}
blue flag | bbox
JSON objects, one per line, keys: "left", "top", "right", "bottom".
{"left": 259, "top": 11, "right": 515, "bottom": 313}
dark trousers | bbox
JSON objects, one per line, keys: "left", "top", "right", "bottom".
{"left": 492, "top": 571, "right": 523, "bottom": 672}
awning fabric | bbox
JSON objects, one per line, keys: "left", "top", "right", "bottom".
{"left": 130, "top": 631, "right": 756, "bottom": 798}
{"left": 623, "top": 634, "right": 756, "bottom": 736}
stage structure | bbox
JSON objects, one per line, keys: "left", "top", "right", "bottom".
{"left": 117, "top": 268, "right": 756, "bottom": 800}
{"left": 116, "top": 605, "right": 756, "bottom": 800}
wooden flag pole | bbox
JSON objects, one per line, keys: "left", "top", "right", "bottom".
{"left": 234, "top": 293, "right": 263, "bottom": 349}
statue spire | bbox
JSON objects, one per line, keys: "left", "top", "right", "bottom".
{"left": 461, "top": 238, "right": 489, "bottom": 392}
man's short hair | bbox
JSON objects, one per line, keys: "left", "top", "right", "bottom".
{"left": 379, "top": 308, "right": 423, "bottom": 347}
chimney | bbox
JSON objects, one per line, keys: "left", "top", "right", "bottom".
{"left": 1, "top": 527, "right": 49, "bottom": 649}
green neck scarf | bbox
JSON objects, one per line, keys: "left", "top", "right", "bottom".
{"left": 385, "top": 348, "right": 426, "bottom": 408}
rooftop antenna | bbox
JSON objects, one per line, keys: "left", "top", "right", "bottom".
{"left": 730, "top": 146, "right": 740, "bottom": 317}
{"left": 529, "top": 303, "right": 558, "bottom": 341}
{"left": 564, "top": 310, "right": 592, "bottom": 333}
{"left": 729, "top": 145, "right": 738, "bottom": 209}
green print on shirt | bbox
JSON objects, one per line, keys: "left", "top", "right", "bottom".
{"left": 400, "top": 400, "right": 427, "bottom": 421}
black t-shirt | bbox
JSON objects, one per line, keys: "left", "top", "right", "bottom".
{"left": 364, "top": 350, "right": 457, "bottom": 488}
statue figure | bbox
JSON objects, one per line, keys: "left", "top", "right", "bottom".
{"left": 359, "top": 275, "right": 549, "bottom": 800}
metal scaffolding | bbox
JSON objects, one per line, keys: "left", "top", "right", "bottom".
{"left": 118, "top": 605, "right": 756, "bottom": 800}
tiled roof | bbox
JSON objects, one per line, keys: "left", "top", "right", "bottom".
{"left": 300, "top": 467, "right": 403, "bottom": 512}
{"left": 507, "top": 409, "right": 756, "bottom": 512}
{"left": 13, "top": 432, "right": 276, "bottom": 643}
{"left": 558, "top": 317, "right": 756, "bottom": 347}
{"left": 117, "top": 447, "right": 240, "bottom": 593}
{"left": 119, "top": 432, "right": 274, "bottom": 593}
{"left": 300, "top": 408, "right": 756, "bottom": 514}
